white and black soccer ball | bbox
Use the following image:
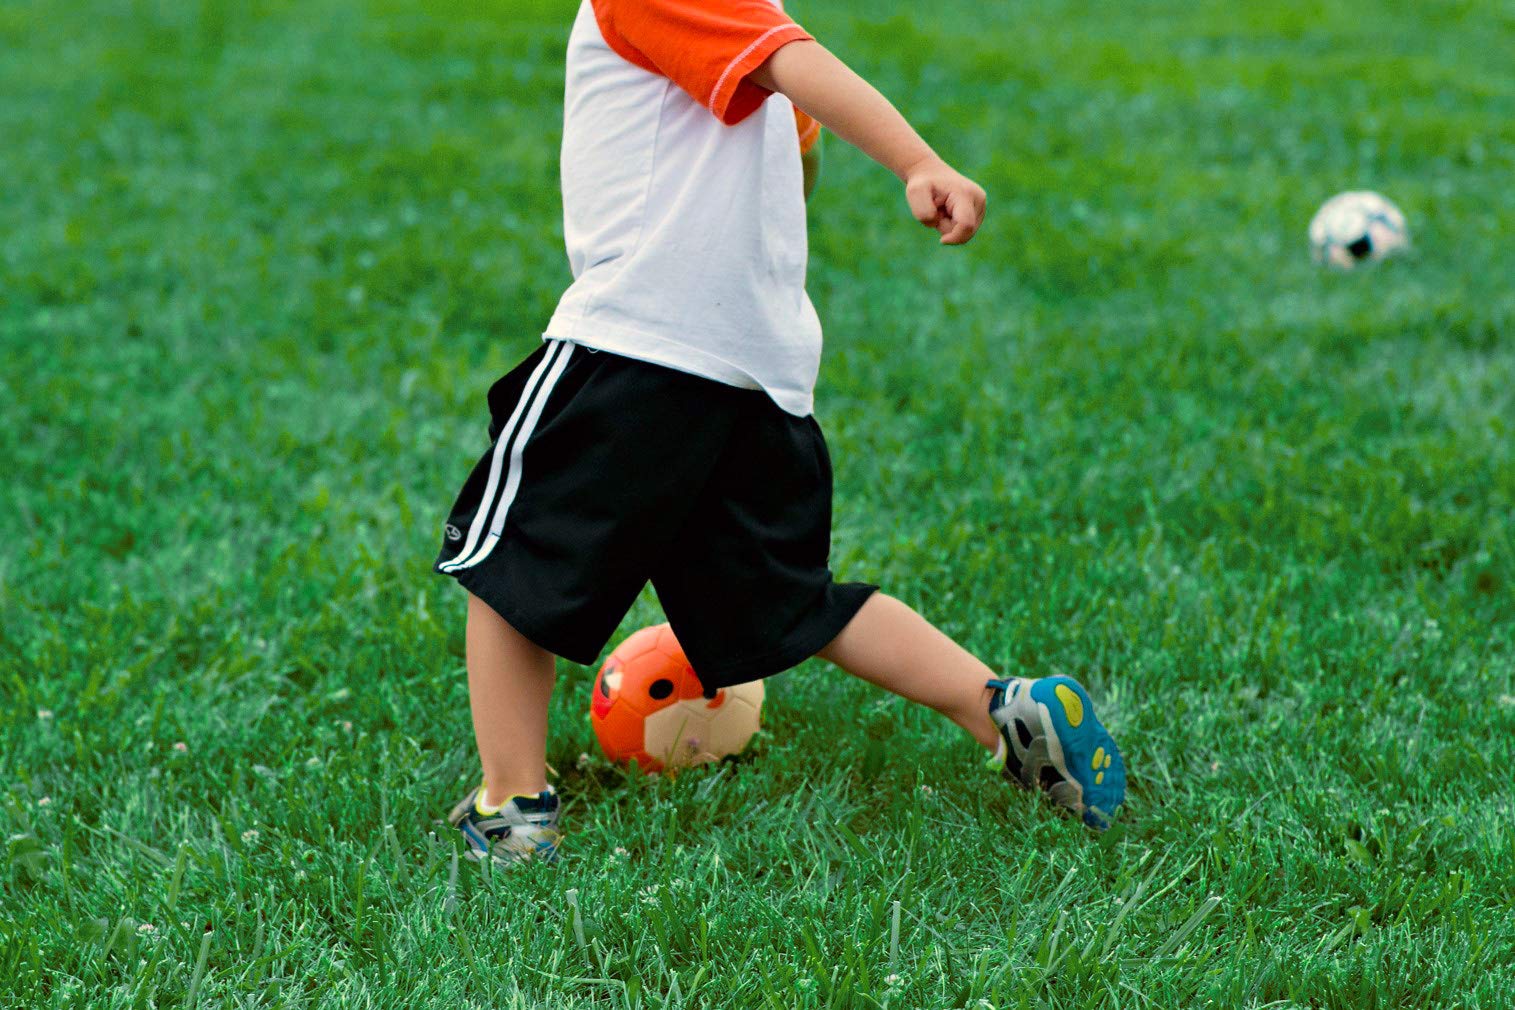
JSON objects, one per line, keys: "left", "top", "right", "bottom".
{"left": 1309, "top": 191, "right": 1409, "bottom": 269}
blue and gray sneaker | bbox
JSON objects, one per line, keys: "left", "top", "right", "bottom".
{"left": 447, "top": 784, "right": 561, "bottom": 865}
{"left": 986, "top": 676, "right": 1126, "bottom": 830}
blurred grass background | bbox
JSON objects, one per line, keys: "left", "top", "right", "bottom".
{"left": 2, "top": 0, "right": 1513, "bottom": 1007}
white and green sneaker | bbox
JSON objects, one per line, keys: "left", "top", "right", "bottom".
{"left": 986, "top": 676, "right": 1126, "bottom": 830}
{"left": 447, "top": 784, "right": 561, "bottom": 865}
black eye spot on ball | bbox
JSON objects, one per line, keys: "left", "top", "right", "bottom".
{"left": 649, "top": 678, "right": 675, "bottom": 700}
{"left": 598, "top": 670, "right": 613, "bottom": 696}
{"left": 1347, "top": 235, "right": 1373, "bottom": 259}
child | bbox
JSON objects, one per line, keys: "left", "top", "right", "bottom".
{"left": 436, "top": 0, "right": 1126, "bottom": 862}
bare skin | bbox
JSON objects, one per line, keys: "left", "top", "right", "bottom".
{"left": 750, "top": 40, "right": 987, "bottom": 244}
{"left": 816, "top": 593, "right": 1000, "bottom": 750}
{"left": 467, "top": 592, "right": 555, "bottom": 804}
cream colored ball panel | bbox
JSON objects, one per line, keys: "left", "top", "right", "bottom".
{"left": 703, "top": 698, "right": 761, "bottom": 757}
{"left": 643, "top": 702, "right": 717, "bottom": 768}
{"left": 725, "top": 680, "right": 765, "bottom": 713}
{"left": 643, "top": 685, "right": 764, "bottom": 768}
{"left": 702, "top": 680, "right": 764, "bottom": 757}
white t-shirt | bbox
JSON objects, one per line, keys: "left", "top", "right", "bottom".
{"left": 543, "top": 0, "right": 823, "bottom": 417}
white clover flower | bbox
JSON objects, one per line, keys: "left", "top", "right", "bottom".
{"left": 37, "top": 796, "right": 52, "bottom": 807}
{"left": 614, "top": 846, "right": 630, "bottom": 858}
{"left": 884, "top": 973, "right": 902, "bottom": 987}
{"left": 576, "top": 752, "right": 592, "bottom": 769}
{"left": 241, "top": 830, "right": 260, "bottom": 844}
{"left": 919, "top": 784, "right": 934, "bottom": 796}
{"left": 306, "top": 757, "right": 322, "bottom": 768}
{"left": 137, "top": 923, "right": 156, "bottom": 934}
{"left": 37, "top": 709, "right": 53, "bottom": 721}
{"left": 172, "top": 742, "right": 188, "bottom": 753}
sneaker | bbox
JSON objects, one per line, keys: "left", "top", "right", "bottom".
{"left": 447, "top": 784, "right": 561, "bottom": 864}
{"left": 986, "top": 676, "right": 1126, "bottom": 830}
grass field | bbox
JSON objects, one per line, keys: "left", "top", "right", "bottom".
{"left": 4, "top": 0, "right": 1515, "bottom": 1006}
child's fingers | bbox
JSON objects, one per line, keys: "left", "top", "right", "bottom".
{"left": 938, "top": 188, "right": 984, "bottom": 244}
{"left": 905, "top": 181, "right": 942, "bottom": 228}
{"left": 938, "top": 216, "right": 977, "bottom": 245}
{"left": 905, "top": 173, "right": 985, "bottom": 242}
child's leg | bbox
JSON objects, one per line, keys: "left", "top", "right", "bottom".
{"left": 819, "top": 591, "right": 1126, "bottom": 829}
{"left": 817, "top": 593, "right": 999, "bottom": 750}
{"left": 465, "top": 592, "right": 556, "bottom": 803}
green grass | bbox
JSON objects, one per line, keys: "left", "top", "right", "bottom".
{"left": 3, "top": 0, "right": 1514, "bottom": 1006}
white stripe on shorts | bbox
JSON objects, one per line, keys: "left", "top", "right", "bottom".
{"left": 441, "top": 340, "right": 575, "bottom": 573}
{"left": 440, "top": 340, "right": 567, "bottom": 573}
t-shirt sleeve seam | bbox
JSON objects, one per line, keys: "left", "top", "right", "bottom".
{"left": 706, "top": 22, "right": 812, "bottom": 124}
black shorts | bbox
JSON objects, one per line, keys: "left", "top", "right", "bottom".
{"left": 433, "top": 340, "right": 875, "bottom": 687}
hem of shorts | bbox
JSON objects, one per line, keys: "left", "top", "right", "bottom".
{"left": 437, "top": 562, "right": 606, "bottom": 667}
{"left": 695, "top": 582, "right": 878, "bottom": 686}
{"left": 543, "top": 317, "right": 816, "bottom": 418}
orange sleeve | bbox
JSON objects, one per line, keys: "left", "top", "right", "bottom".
{"left": 592, "top": 0, "right": 814, "bottom": 125}
{"left": 795, "top": 108, "right": 820, "bottom": 154}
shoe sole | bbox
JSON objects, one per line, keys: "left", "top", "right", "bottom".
{"left": 1028, "top": 676, "right": 1126, "bottom": 830}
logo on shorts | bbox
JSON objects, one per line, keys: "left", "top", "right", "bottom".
{"left": 444, "top": 523, "right": 463, "bottom": 542}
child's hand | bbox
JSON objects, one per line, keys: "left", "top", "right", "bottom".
{"left": 904, "top": 159, "right": 987, "bottom": 245}
{"left": 751, "top": 42, "right": 986, "bottom": 242}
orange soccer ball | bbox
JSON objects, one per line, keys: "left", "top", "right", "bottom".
{"left": 590, "top": 624, "right": 764, "bottom": 772}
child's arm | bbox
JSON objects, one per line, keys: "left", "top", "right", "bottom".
{"left": 750, "top": 41, "right": 986, "bottom": 245}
